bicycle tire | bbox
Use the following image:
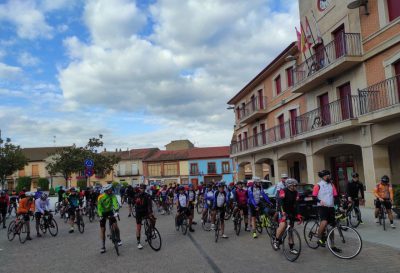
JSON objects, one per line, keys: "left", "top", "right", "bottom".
{"left": 196, "top": 202, "right": 203, "bottom": 214}
{"left": 78, "top": 215, "right": 85, "bottom": 233}
{"left": 224, "top": 208, "right": 232, "bottom": 220}
{"left": 54, "top": 202, "right": 59, "bottom": 215}
{"left": 19, "top": 222, "right": 28, "bottom": 244}
{"left": 282, "top": 228, "right": 302, "bottom": 262}
{"left": 39, "top": 218, "right": 47, "bottom": 234}
{"left": 234, "top": 212, "right": 241, "bottom": 236}
{"left": 181, "top": 217, "right": 188, "bottom": 235}
{"left": 148, "top": 227, "right": 162, "bottom": 251}
{"left": 111, "top": 228, "right": 120, "bottom": 256}
{"left": 202, "top": 212, "right": 211, "bottom": 231}
{"left": 327, "top": 225, "right": 362, "bottom": 259}
{"left": 7, "top": 220, "right": 16, "bottom": 241}
{"left": 215, "top": 217, "right": 220, "bottom": 243}
{"left": 48, "top": 218, "right": 58, "bottom": 237}
{"left": 348, "top": 208, "right": 360, "bottom": 228}
{"left": 256, "top": 219, "right": 263, "bottom": 234}
{"left": 64, "top": 212, "right": 69, "bottom": 223}
{"left": 303, "top": 219, "right": 320, "bottom": 249}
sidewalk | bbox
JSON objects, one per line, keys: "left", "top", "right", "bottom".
{"left": 355, "top": 207, "right": 400, "bottom": 249}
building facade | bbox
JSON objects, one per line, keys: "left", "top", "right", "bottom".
{"left": 228, "top": 0, "right": 400, "bottom": 206}
{"left": 187, "top": 147, "right": 234, "bottom": 187}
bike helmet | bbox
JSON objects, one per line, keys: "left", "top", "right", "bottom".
{"left": 40, "top": 193, "right": 48, "bottom": 200}
{"left": 281, "top": 173, "right": 289, "bottom": 179}
{"left": 285, "top": 178, "right": 298, "bottom": 187}
{"left": 103, "top": 184, "right": 113, "bottom": 192}
{"left": 25, "top": 191, "right": 35, "bottom": 197}
{"left": 188, "top": 183, "right": 193, "bottom": 188}
{"left": 229, "top": 182, "right": 234, "bottom": 187}
{"left": 381, "top": 175, "right": 390, "bottom": 183}
{"left": 351, "top": 172, "right": 359, "bottom": 178}
{"left": 318, "top": 170, "right": 331, "bottom": 178}
{"left": 0, "top": 190, "right": 5, "bottom": 196}
{"left": 70, "top": 187, "right": 76, "bottom": 192}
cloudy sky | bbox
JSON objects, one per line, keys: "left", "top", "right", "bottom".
{"left": 0, "top": 0, "right": 299, "bottom": 150}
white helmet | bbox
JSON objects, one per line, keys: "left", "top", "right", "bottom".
{"left": 102, "top": 184, "right": 113, "bottom": 192}
{"left": 285, "top": 178, "right": 298, "bottom": 187}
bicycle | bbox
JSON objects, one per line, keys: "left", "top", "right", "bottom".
{"left": 268, "top": 217, "right": 302, "bottom": 262}
{"left": 214, "top": 209, "right": 222, "bottom": 243}
{"left": 340, "top": 196, "right": 361, "bottom": 228}
{"left": 142, "top": 216, "right": 162, "bottom": 251}
{"left": 232, "top": 204, "right": 242, "bottom": 236}
{"left": 88, "top": 202, "right": 97, "bottom": 222}
{"left": 224, "top": 202, "right": 234, "bottom": 220}
{"left": 376, "top": 199, "right": 389, "bottom": 231}
{"left": 201, "top": 207, "right": 212, "bottom": 231}
{"left": 176, "top": 208, "right": 189, "bottom": 235}
{"left": 7, "top": 202, "right": 18, "bottom": 218}
{"left": 196, "top": 195, "right": 204, "bottom": 214}
{"left": 7, "top": 214, "right": 29, "bottom": 243}
{"left": 303, "top": 210, "right": 362, "bottom": 259}
{"left": 75, "top": 207, "right": 85, "bottom": 233}
{"left": 107, "top": 214, "right": 121, "bottom": 256}
{"left": 39, "top": 211, "right": 58, "bottom": 237}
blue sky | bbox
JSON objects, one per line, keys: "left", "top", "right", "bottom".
{"left": 0, "top": 0, "right": 299, "bottom": 149}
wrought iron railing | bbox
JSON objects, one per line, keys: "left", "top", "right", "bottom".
{"left": 294, "top": 33, "right": 362, "bottom": 85}
{"left": 358, "top": 75, "right": 400, "bottom": 114}
{"left": 237, "top": 96, "right": 267, "bottom": 122}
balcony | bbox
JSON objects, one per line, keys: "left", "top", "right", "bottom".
{"left": 231, "top": 96, "right": 361, "bottom": 155}
{"left": 293, "top": 33, "right": 362, "bottom": 94}
{"left": 357, "top": 75, "right": 400, "bottom": 123}
{"left": 237, "top": 96, "right": 268, "bottom": 124}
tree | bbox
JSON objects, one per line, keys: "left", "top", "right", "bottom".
{"left": 0, "top": 137, "right": 28, "bottom": 189}
{"left": 46, "top": 135, "right": 120, "bottom": 187}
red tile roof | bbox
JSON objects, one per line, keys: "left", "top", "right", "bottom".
{"left": 187, "top": 146, "right": 230, "bottom": 159}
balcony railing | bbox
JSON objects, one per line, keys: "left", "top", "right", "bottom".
{"left": 358, "top": 75, "right": 400, "bottom": 115}
{"left": 237, "top": 96, "right": 267, "bottom": 122}
{"left": 231, "top": 96, "right": 360, "bottom": 154}
{"left": 294, "top": 33, "right": 362, "bottom": 85}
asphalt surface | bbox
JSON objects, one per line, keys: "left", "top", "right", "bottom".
{"left": 1, "top": 203, "right": 400, "bottom": 273}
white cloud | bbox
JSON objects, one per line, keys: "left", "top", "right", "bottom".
{"left": 0, "top": 63, "right": 22, "bottom": 79}
{"left": 17, "top": 52, "right": 40, "bottom": 67}
{"left": 0, "top": 0, "right": 53, "bottom": 39}
{"left": 57, "top": 24, "right": 69, "bottom": 33}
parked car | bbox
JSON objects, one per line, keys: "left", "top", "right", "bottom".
{"left": 265, "top": 183, "right": 317, "bottom": 220}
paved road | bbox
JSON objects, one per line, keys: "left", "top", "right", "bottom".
{"left": 1, "top": 204, "right": 400, "bottom": 273}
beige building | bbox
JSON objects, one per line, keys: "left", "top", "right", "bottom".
{"left": 228, "top": 0, "right": 400, "bottom": 207}
{"left": 165, "top": 140, "right": 194, "bottom": 151}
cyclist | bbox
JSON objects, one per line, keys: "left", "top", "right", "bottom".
{"left": 312, "top": 170, "right": 341, "bottom": 252}
{"left": 201, "top": 183, "right": 214, "bottom": 224}
{"left": 17, "top": 191, "right": 35, "bottom": 240}
{"left": 175, "top": 186, "right": 191, "bottom": 231}
{"left": 0, "top": 190, "right": 9, "bottom": 228}
{"left": 135, "top": 184, "right": 155, "bottom": 249}
{"left": 187, "top": 183, "right": 196, "bottom": 231}
{"left": 98, "top": 184, "right": 121, "bottom": 253}
{"left": 18, "top": 187, "right": 27, "bottom": 199}
{"left": 8, "top": 190, "right": 19, "bottom": 217}
{"left": 374, "top": 175, "right": 395, "bottom": 228}
{"left": 66, "top": 187, "right": 82, "bottom": 233}
{"left": 276, "top": 174, "right": 289, "bottom": 193}
{"left": 159, "top": 185, "right": 169, "bottom": 215}
{"left": 34, "top": 193, "right": 50, "bottom": 237}
{"left": 212, "top": 182, "right": 228, "bottom": 239}
{"left": 58, "top": 186, "right": 65, "bottom": 203}
{"left": 126, "top": 185, "right": 135, "bottom": 217}
{"left": 34, "top": 187, "right": 43, "bottom": 200}
{"left": 273, "top": 178, "right": 302, "bottom": 253}
{"left": 346, "top": 172, "right": 365, "bottom": 224}
{"left": 232, "top": 181, "right": 250, "bottom": 231}
{"left": 248, "top": 177, "right": 273, "bottom": 238}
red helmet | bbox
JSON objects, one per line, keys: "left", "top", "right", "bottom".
{"left": 229, "top": 182, "right": 234, "bottom": 187}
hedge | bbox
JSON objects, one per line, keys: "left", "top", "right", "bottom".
{"left": 16, "top": 176, "right": 32, "bottom": 192}
{"left": 38, "top": 178, "right": 49, "bottom": 191}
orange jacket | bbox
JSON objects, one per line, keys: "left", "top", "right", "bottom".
{"left": 373, "top": 183, "right": 393, "bottom": 200}
{"left": 17, "top": 197, "right": 35, "bottom": 214}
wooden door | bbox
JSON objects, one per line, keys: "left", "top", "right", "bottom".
{"left": 339, "top": 82, "right": 353, "bottom": 119}
{"left": 253, "top": 127, "right": 258, "bottom": 147}
{"left": 260, "top": 123, "right": 266, "bottom": 145}
{"left": 290, "top": 109, "right": 297, "bottom": 136}
{"left": 278, "top": 114, "right": 285, "bottom": 139}
{"left": 319, "top": 93, "right": 331, "bottom": 125}
{"left": 333, "top": 25, "right": 345, "bottom": 58}
{"left": 395, "top": 61, "right": 400, "bottom": 99}
{"left": 258, "top": 90, "right": 264, "bottom": 109}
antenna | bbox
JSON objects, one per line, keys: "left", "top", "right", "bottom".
{"left": 347, "top": 0, "right": 369, "bottom": 15}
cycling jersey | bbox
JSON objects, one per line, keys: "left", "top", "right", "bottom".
{"left": 176, "top": 193, "right": 188, "bottom": 208}
{"left": 67, "top": 194, "right": 81, "bottom": 208}
{"left": 135, "top": 192, "right": 152, "bottom": 213}
{"left": 35, "top": 198, "right": 50, "bottom": 214}
{"left": 248, "top": 186, "right": 271, "bottom": 207}
{"left": 205, "top": 189, "right": 214, "bottom": 208}
{"left": 312, "top": 180, "right": 338, "bottom": 207}
{"left": 235, "top": 188, "right": 248, "bottom": 205}
{"left": 214, "top": 191, "right": 227, "bottom": 208}
{"left": 374, "top": 182, "right": 393, "bottom": 200}
{"left": 347, "top": 180, "right": 364, "bottom": 199}
{"left": 277, "top": 188, "right": 298, "bottom": 216}
{"left": 17, "top": 197, "right": 35, "bottom": 214}
{"left": 97, "top": 193, "right": 119, "bottom": 217}
{"left": 187, "top": 190, "right": 196, "bottom": 203}
{"left": 9, "top": 194, "right": 18, "bottom": 203}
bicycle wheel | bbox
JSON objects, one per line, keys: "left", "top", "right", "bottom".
{"left": 48, "top": 218, "right": 58, "bottom": 237}
{"left": 19, "top": 222, "right": 28, "bottom": 244}
{"left": 148, "top": 227, "right": 162, "bottom": 251}
{"left": 234, "top": 214, "right": 241, "bottom": 236}
{"left": 327, "top": 225, "right": 362, "bottom": 259}
{"left": 39, "top": 218, "right": 47, "bottom": 234}
{"left": 196, "top": 202, "right": 203, "bottom": 214}
{"left": 348, "top": 208, "right": 360, "bottom": 228}
{"left": 111, "top": 228, "right": 120, "bottom": 256}
{"left": 282, "top": 228, "right": 302, "bottom": 262}
{"left": 89, "top": 209, "right": 94, "bottom": 222}
{"left": 303, "top": 219, "right": 320, "bottom": 249}
{"left": 215, "top": 217, "right": 220, "bottom": 243}
{"left": 54, "top": 202, "right": 59, "bottom": 215}
{"left": 181, "top": 217, "right": 188, "bottom": 235}
{"left": 224, "top": 207, "right": 232, "bottom": 220}
{"left": 7, "top": 220, "right": 16, "bottom": 241}
{"left": 64, "top": 212, "right": 69, "bottom": 223}
{"left": 202, "top": 212, "right": 211, "bottom": 231}
{"left": 256, "top": 218, "right": 263, "bottom": 234}
{"left": 78, "top": 215, "right": 85, "bottom": 233}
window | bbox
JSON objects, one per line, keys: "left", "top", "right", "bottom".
{"left": 32, "top": 164, "right": 39, "bottom": 177}
{"left": 278, "top": 114, "right": 285, "bottom": 139}
{"left": 286, "top": 67, "right": 294, "bottom": 87}
{"left": 251, "top": 95, "right": 256, "bottom": 111}
{"left": 253, "top": 127, "right": 258, "bottom": 146}
{"left": 164, "top": 162, "right": 178, "bottom": 176}
{"left": 319, "top": 93, "right": 331, "bottom": 125}
{"left": 332, "top": 25, "right": 345, "bottom": 58}
{"left": 222, "top": 162, "right": 230, "bottom": 174}
{"left": 387, "top": 0, "right": 400, "bottom": 22}
{"left": 18, "top": 168, "right": 25, "bottom": 177}
{"left": 119, "top": 163, "right": 126, "bottom": 176}
{"left": 290, "top": 109, "right": 298, "bottom": 136}
{"left": 131, "top": 163, "right": 138, "bottom": 175}
{"left": 207, "top": 162, "right": 217, "bottom": 174}
{"left": 190, "top": 163, "right": 199, "bottom": 175}
{"left": 275, "top": 75, "right": 282, "bottom": 95}
{"left": 260, "top": 123, "right": 266, "bottom": 145}
{"left": 258, "top": 90, "right": 264, "bottom": 109}
{"left": 236, "top": 106, "right": 240, "bottom": 120}
{"left": 148, "top": 164, "right": 161, "bottom": 176}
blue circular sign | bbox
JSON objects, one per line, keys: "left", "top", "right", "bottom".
{"left": 85, "top": 159, "right": 94, "bottom": 168}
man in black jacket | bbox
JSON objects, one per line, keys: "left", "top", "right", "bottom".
{"left": 346, "top": 172, "right": 365, "bottom": 224}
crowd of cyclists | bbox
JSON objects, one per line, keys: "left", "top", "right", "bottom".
{"left": 0, "top": 169, "right": 397, "bottom": 259}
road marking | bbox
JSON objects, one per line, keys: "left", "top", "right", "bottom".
{"left": 188, "top": 233, "right": 223, "bottom": 273}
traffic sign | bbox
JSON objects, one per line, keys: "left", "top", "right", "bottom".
{"left": 84, "top": 159, "right": 94, "bottom": 168}
{"left": 85, "top": 169, "right": 93, "bottom": 177}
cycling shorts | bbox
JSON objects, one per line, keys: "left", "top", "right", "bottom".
{"left": 375, "top": 199, "right": 392, "bottom": 210}
{"left": 318, "top": 206, "right": 335, "bottom": 225}
{"left": 214, "top": 207, "right": 226, "bottom": 222}
{"left": 237, "top": 204, "right": 248, "bottom": 216}
{"left": 100, "top": 211, "right": 117, "bottom": 228}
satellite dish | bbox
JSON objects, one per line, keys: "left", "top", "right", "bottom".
{"left": 347, "top": 0, "right": 369, "bottom": 15}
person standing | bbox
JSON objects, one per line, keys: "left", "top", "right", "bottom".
{"left": 346, "top": 172, "right": 364, "bottom": 224}
{"left": 0, "top": 191, "right": 9, "bottom": 228}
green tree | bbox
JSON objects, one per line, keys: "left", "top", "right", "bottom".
{"left": 16, "top": 176, "right": 32, "bottom": 192}
{"left": 0, "top": 137, "right": 28, "bottom": 189}
{"left": 38, "top": 178, "right": 50, "bottom": 191}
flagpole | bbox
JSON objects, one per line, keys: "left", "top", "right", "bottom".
{"left": 310, "top": 11, "right": 330, "bottom": 64}
{"left": 300, "top": 23, "right": 312, "bottom": 73}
